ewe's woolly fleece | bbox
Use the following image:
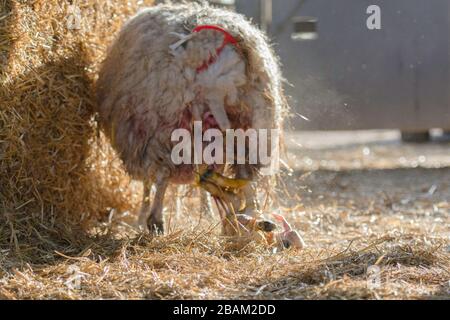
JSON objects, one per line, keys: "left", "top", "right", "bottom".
{"left": 96, "top": 2, "right": 287, "bottom": 181}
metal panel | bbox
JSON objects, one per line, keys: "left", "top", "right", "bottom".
{"left": 236, "top": 0, "right": 450, "bottom": 130}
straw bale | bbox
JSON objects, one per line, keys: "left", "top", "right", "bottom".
{"left": 0, "top": 0, "right": 155, "bottom": 225}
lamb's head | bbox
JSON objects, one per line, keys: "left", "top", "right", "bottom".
{"left": 221, "top": 213, "right": 305, "bottom": 251}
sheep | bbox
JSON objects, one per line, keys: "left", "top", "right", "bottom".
{"left": 96, "top": 2, "right": 289, "bottom": 239}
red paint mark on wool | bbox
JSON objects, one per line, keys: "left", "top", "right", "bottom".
{"left": 192, "top": 25, "right": 239, "bottom": 73}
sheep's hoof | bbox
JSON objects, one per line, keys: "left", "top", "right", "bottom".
{"left": 147, "top": 218, "right": 164, "bottom": 235}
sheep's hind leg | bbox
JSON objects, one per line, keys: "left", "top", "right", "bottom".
{"left": 147, "top": 173, "right": 169, "bottom": 235}
{"left": 137, "top": 178, "right": 152, "bottom": 231}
